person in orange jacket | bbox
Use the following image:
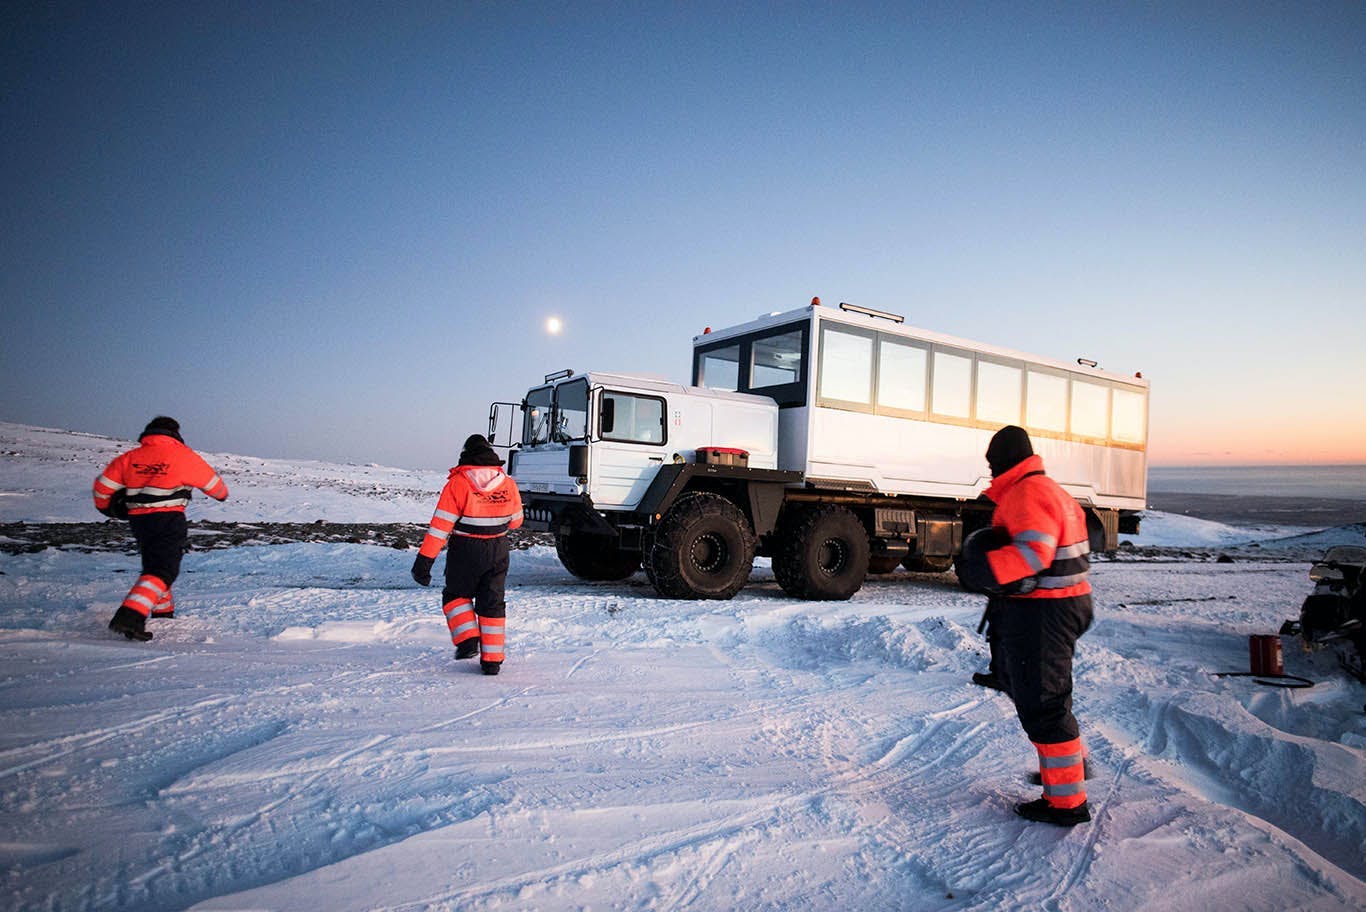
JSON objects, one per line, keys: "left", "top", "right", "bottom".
{"left": 958, "top": 425, "right": 1094, "bottom": 826}
{"left": 411, "top": 434, "right": 523, "bottom": 675}
{"left": 93, "top": 417, "right": 229, "bottom": 641}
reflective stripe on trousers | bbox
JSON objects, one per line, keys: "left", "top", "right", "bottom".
{"left": 443, "top": 598, "right": 478, "bottom": 645}
{"left": 121, "top": 574, "right": 167, "bottom": 618}
{"left": 1034, "top": 737, "right": 1087, "bottom": 809}
{"left": 479, "top": 616, "right": 506, "bottom": 662}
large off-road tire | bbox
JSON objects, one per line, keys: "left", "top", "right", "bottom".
{"left": 902, "top": 554, "right": 955, "bottom": 573}
{"left": 646, "top": 493, "right": 755, "bottom": 599}
{"left": 772, "top": 505, "right": 869, "bottom": 600}
{"left": 555, "top": 530, "right": 640, "bottom": 581}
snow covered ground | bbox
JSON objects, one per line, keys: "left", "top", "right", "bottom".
{"left": 0, "top": 421, "right": 446, "bottom": 524}
{"left": 1, "top": 422, "right": 1363, "bottom": 911}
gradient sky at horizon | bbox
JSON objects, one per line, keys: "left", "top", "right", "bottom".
{"left": 3, "top": 3, "right": 1363, "bottom": 469}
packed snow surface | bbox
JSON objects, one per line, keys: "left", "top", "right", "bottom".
{"left": 1, "top": 422, "right": 1363, "bottom": 911}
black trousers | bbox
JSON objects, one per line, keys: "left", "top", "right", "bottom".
{"left": 129, "top": 512, "right": 188, "bottom": 587}
{"left": 441, "top": 536, "right": 509, "bottom": 618}
{"left": 992, "top": 594, "right": 1093, "bottom": 744}
{"left": 983, "top": 596, "right": 1009, "bottom": 688}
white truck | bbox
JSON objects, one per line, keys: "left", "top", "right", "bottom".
{"left": 490, "top": 300, "right": 1148, "bottom": 600}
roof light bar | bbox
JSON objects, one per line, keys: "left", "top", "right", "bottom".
{"left": 544, "top": 369, "right": 574, "bottom": 383}
{"left": 838, "top": 302, "right": 904, "bottom": 324}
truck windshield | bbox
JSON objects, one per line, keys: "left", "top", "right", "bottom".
{"left": 524, "top": 387, "right": 553, "bottom": 445}
{"left": 552, "top": 378, "right": 589, "bottom": 442}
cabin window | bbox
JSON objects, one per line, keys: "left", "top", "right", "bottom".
{"left": 976, "top": 360, "right": 1022, "bottom": 426}
{"left": 1070, "top": 379, "right": 1109, "bottom": 439}
{"left": 524, "top": 386, "right": 554, "bottom": 445}
{"left": 1111, "top": 387, "right": 1146, "bottom": 443}
{"left": 1025, "top": 370, "right": 1068, "bottom": 433}
{"left": 553, "top": 378, "right": 590, "bottom": 442}
{"left": 601, "top": 391, "right": 666, "bottom": 445}
{"left": 751, "top": 330, "right": 803, "bottom": 388}
{"left": 931, "top": 350, "right": 972, "bottom": 418}
{"left": 818, "top": 325, "right": 874, "bottom": 406}
{"left": 877, "top": 338, "right": 928, "bottom": 413}
{"left": 699, "top": 344, "right": 741, "bottom": 391}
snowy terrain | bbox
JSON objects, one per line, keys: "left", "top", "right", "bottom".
{"left": 0, "top": 421, "right": 446, "bottom": 524}
{"left": 1, "top": 422, "right": 1363, "bottom": 911}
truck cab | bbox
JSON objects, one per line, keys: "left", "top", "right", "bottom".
{"left": 493, "top": 370, "right": 800, "bottom": 597}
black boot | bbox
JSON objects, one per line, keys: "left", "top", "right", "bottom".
{"left": 1014, "top": 798, "right": 1090, "bottom": 826}
{"left": 972, "top": 671, "right": 1009, "bottom": 693}
{"left": 455, "top": 639, "right": 480, "bottom": 660}
{"left": 109, "top": 607, "right": 152, "bottom": 642}
{"left": 480, "top": 661, "right": 501, "bottom": 676}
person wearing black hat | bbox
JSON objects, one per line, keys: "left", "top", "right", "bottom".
{"left": 958, "top": 425, "right": 1095, "bottom": 826}
{"left": 968, "top": 425, "right": 1038, "bottom": 696}
{"left": 410, "top": 434, "right": 523, "bottom": 675}
{"left": 93, "top": 417, "right": 229, "bottom": 641}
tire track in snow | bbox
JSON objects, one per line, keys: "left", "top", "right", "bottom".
{"left": 379, "top": 699, "right": 997, "bottom": 911}
{"left": 374, "top": 796, "right": 811, "bottom": 911}
{"left": 129, "top": 683, "right": 540, "bottom": 897}
{"left": 1037, "top": 732, "right": 1140, "bottom": 910}
{"left": 0, "top": 694, "right": 236, "bottom": 779}
{"left": 0, "top": 654, "right": 419, "bottom": 780}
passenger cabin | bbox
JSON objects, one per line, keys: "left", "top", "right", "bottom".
{"left": 691, "top": 302, "right": 1148, "bottom": 512}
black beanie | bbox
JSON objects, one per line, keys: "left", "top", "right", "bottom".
{"left": 140, "top": 416, "right": 183, "bottom": 443}
{"left": 986, "top": 425, "right": 1033, "bottom": 477}
{"left": 458, "top": 433, "right": 504, "bottom": 466}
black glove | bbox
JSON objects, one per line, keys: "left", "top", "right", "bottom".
{"left": 411, "top": 554, "right": 434, "bottom": 587}
{"left": 97, "top": 489, "right": 130, "bottom": 520}
{"left": 978, "top": 525, "right": 1012, "bottom": 551}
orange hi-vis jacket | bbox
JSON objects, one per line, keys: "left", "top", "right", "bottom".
{"left": 983, "top": 454, "right": 1092, "bottom": 599}
{"left": 418, "top": 465, "right": 523, "bottom": 558}
{"left": 93, "top": 435, "right": 229, "bottom": 516}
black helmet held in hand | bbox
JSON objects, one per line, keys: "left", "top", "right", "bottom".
{"left": 958, "top": 526, "right": 1038, "bottom": 596}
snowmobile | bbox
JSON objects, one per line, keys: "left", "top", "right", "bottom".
{"left": 1281, "top": 545, "right": 1366, "bottom": 683}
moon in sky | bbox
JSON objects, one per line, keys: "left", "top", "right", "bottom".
{"left": 546, "top": 316, "right": 563, "bottom": 335}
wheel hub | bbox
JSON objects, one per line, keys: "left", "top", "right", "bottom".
{"left": 817, "top": 537, "right": 848, "bottom": 577}
{"left": 690, "top": 532, "right": 728, "bottom": 573}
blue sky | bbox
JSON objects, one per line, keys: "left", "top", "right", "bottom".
{"left": 3, "top": 2, "right": 1363, "bottom": 468}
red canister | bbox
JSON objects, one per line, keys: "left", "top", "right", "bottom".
{"left": 1249, "top": 634, "right": 1284, "bottom": 676}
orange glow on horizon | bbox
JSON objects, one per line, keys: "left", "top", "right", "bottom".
{"left": 1149, "top": 418, "right": 1366, "bottom": 467}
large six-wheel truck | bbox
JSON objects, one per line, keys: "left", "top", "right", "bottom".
{"left": 489, "top": 299, "right": 1148, "bottom": 600}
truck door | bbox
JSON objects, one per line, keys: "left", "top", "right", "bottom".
{"left": 589, "top": 388, "right": 670, "bottom": 509}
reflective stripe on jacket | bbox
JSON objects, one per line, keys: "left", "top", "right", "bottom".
{"left": 983, "top": 454, "right": 1091, "bottom": 599}
{"left": 93, "top": 435, "right": 229, "bottom": 515}
{"left": 419, "top": 465, "right": 524, "bottom": 558}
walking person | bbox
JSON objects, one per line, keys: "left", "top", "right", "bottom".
{"left": 94, "top": 417, "right": 229, "bottom": 641}
{"left": 958, "top": 425, "right": 1094, "bottom": 826}
{"left": 411, "top": 434, "right": 523, "bottom": 675}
